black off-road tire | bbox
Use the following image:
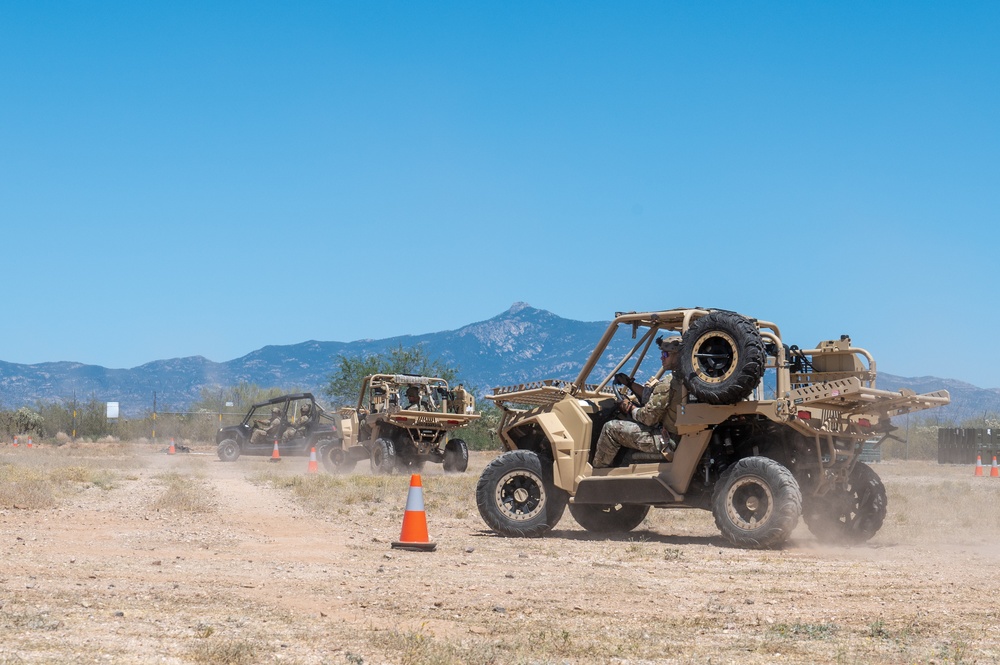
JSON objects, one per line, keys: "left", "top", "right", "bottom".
{"left": 318, "top": 439, "right": 356, "bottom": 474}
{"left": 680, "top": 311, "right": 766, "bottom": 405}
{"left": 803, "top": 461, "right": 888, "bottom": 545}
{"left": 476, "top": 450, "right": 568, "bottom": 537}
{"left": 217, "top": 439, "right": 241, "bottom": 462}
{"left": 568, "top": 503, "right": 650, "bottom": 533}
{"left": 712, "top": 456, "right": 802, "bottom": 549}
{"left": 443, "top": 438, "right": 469, "bottom": 473}
{"left": 369, "top": 438, "right": 396, "bottom": 475}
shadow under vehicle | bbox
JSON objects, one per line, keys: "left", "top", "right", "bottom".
{"left": 476, "top": 308, "right": 951, "bottom": 549}
{"left": 215, "top": 393, "right": 341, "bottom": 464}
{"left": 329, "top": 374, "right": 481, "bottom": 474}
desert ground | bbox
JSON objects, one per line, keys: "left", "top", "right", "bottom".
{"left": 1, "top": 442, "right": 999, "bottom": 665}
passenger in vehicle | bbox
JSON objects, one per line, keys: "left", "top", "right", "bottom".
{"left": 283, "top": 403, "right": 313, "bottom": 442}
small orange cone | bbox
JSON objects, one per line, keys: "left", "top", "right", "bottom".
{"left": 975, "top": 455, "right": 983, "bottom": 476}
{"left": 168, "top": 438, "right": 176, "bottom": 455}
{"left": 306, "top": 447, "right": 318, "bottom": 474}
{"left": 392, "top": 474, "right": 436, "bottom": 552}
{"left": 12, "top": 436, "right": 18, "bottom": 448}
{"left": 991, "top": 456, "right": 999, "bottom": 478}
{"left": 269, "top": 439, "right": 281, "bottom": 462}
{"left": 26, "top": 437, "right": 32, "bottom": 449}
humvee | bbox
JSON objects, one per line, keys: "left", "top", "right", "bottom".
{"left": 216, "top": 393, "right": 341, "bottom": 463}
{"left": 328, "top": 374, "right": 481, "bottom": 474}
{"left": 476, "top": 308, "right": 950, "bottom": 549}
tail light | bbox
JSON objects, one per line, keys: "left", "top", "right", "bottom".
{"left": 797, "top": 410, "right": 812, "bottom": 420}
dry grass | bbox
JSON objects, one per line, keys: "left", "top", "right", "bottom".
{"left": 0, "top": 457, "right": 122, "bottom": 508}
{"left": 188, "top": 636, "right": 269, "bottom": 665}
{"left": 251, "top": 470, "right": 481, "bottom": 521}
{"left": 151, "top": 471, "right": 215, "bottom": 512}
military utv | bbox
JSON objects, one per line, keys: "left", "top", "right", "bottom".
{"left": 327, "top": 374, "right": 481, "bottom": 474}
{"left": 476, "top": 308, "right": 950, "bottom": 549}
{"left": 216, "top": 393, "right": 341, "bottom": 463}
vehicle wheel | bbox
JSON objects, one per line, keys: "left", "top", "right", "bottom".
{"left": 803, "top": 462, "right": 887, "bottom": 545}
{"left": 369, "top": 438, "right": 396, "bottom": 475}
{"left": 679, "top": 311, "right": 766, "bottom": 405}
{"left": 712, "top": 456, "right": 802, "bottom": 549}
{"left": 217, "top": 439, "right": 240, "bottom": 462}
{"left": 317, "top": 440, "right": 355, "bottom": 474}
{"left": 476, "top": 450, "right": 569, "bottom": 537}
{"left": 443, "top": 438, "right": 469, "bottom": 473}
{"left": 569, "top": 503, "right": 650, "bottom": 533}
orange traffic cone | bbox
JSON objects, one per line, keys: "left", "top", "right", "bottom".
{"left": 306, "top": 447, "right": 318, "bottom": 474}
{"left": 168, "top": 438, "right": 176, "bottom": 455}
{"left": 392, "top": 474, "right": 436, "bottom": 552}
{"left": 975, "top": 455, "right": 984, "bottom": 476}
{"left": 26, "top": 437, "right": 32, "bottom": 449}
{"left": 12, "top": 436, "right": 18, "bottom": 448}
{"left": 991, "top": 456, "right": 999, "bottom": 478}
{"left": 269, "top": 439, "right": 281, "bottom": 462}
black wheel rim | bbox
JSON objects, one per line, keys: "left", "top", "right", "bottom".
{"left": 495, "top": 470, "right": 545, "bottom": 522}
{"left": 693, "top": 332, "right": 738, "bottom": 384}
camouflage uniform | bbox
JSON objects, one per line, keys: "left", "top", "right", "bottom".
{"left": 251, "top": 410, "right": 284, "bottom": 446}
{"left": 403, "top": 388, "right": 432, "bottom": 412}
{"left": 592, "top": 374, "right": 682, "bottom": 468}
{"left": 282, "top": 405, "right": 312, "bottom": 442}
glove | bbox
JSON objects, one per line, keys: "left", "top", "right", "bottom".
{"left": 613, "top": 372, "right": 630, "bottom": 386}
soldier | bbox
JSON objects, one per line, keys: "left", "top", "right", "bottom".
{"left": 591, "top": 335, "right": 684, "bottom": 468}
{"left": 451, "top": 383, "right": 469, "bottom": 414}
{"left": 250, "top": 407, "right": 284, "bottom": 446}
{"left": 403, "top": 386, "right": 432, "bottom": 411}
{"left": 283, "top": 403, "right": 312, "bottom": 442}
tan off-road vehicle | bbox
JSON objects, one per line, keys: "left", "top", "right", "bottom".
{"left": 476, "top": 308, "right": 950, "bottom": 548}
{"left": 326, "top": 374, "right": 480, "bottom": 474}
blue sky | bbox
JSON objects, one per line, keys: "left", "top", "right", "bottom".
{"left": 1, "top": 2, "right": 997, "bottom": 387}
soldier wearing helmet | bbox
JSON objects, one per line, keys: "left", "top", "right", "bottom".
{"left": 592, "top": 335, "right": 684, "bottom": 468}
{"left": 251, "top": 406, "right": 285, "bottom": 446}
{"left": 283, "top": 403, "right": 314, "bottom": 442}
{"left": 403, "top": 386, "right": 431, "bottom": 411}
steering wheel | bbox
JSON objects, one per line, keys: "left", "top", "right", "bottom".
{"left": 610, "top": 380, "right": 625, "bottom": 401}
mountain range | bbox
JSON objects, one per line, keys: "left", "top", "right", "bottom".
{"left": 0, "top": 302, "right": 994, "bottom": 423}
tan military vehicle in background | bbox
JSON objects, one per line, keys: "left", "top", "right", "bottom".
{"left": 476, "top": 308, "right": 950, "bottom": 548}
{"left": 325, "top": 374, "right": 480, "bottom": 474}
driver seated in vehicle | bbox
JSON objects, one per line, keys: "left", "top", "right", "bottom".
{"left": 250, "top": 407, "right": 285, "bottom": 446}
{"left": 402, "top": 386, "right": 432, "bottom": 411}
{"left": 591, "top": 335, "right": 683, "bottom": 468}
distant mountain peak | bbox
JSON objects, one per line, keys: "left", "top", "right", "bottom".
{"left": 508, "top": 302, "right": 532, "bottom": 314}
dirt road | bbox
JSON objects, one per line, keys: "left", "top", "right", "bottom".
{"left": 1, "top": 445, "right": 999, "bottom": 664}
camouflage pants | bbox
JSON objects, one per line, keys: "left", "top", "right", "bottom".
{"left": 592, "top": 419, "right": 662, "bottom": 468}
{"left": 251, "top": 429, "right": 277, "bottom": 446}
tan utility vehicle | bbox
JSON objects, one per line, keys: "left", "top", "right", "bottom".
{"left": 476, "top": 308, "right": 950, "bottom": 548}
{"left": 327, "top": 374, "right": 480, "bottom": 474}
